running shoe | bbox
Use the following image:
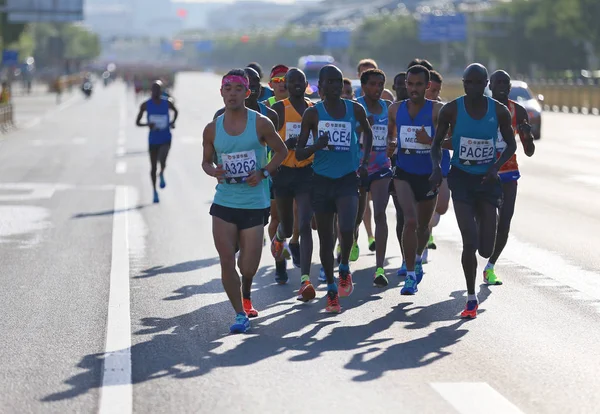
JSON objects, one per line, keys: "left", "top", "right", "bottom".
{"left": 289, "top": 242, "right": 300, "bottom": 268}
{"left": 401, "top": 275, "right": 418, "bottom": 295}
{"left": 460, "top": 300, "right": 479, "bottom": 319}
{"left": 338, "top": 270, "right": 354, "bottom": 297}
{"left": 415, "top": 261, "right": 424, "bottom": 284}
{"left": 483, "top": 268, "right": 503, "bottom": 285}
{"left": 428, "top": 234, "right": 437, "bottom": 249}
{"left": 421, "top": 248, "right": 429, "bottom": 264}
{"left": 297, "top": 281, "right": 316, "bottom": 302}
{"left": 368, "top": 237, "right": 376, "bottom": 252}
{"left": 274, "top": 260, "right": 288, "bottom": 285}
{"left": 318, "top": 267, "right": 327, "bottom": 282}
{"left": 397, "top": 261, "right": 407, "bottom": 277}
{"left": 350, "top": 242, "right": 360, "bottom": 262}
{"left": 271, "top": 236, "right": 285, "bottom": 260}
{"left": 373, "top": 267, "right": 388, "bottom": 288}
{"left": 230, "top": 313, "right": 250, "bottom": 334}
{"left": 153, "top": 190, "right": 159, "bottom": 204}
{"left": 159, "top": 173, "right": 166, "bottom": 189}
{"left": 325, "top": 290, "right": 341, "bottom": 313}
{"left": 243, "top": 298, "right": 258, "bottom": 318}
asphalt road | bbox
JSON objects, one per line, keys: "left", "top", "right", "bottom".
{"left": 1, "top": 72, "right": 600, "bottom": 414}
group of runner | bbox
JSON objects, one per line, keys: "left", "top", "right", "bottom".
{"left": 138, "top": 57, "right": 535, "bottom": 333}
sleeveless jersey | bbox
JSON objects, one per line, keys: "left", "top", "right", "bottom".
{"left": 357, "top": 96, "right": 391, "bottom": 175}
{"left": 213, "top": 109, "right": 270, "bottom": 209}
{"left": 497, "top": 99, "right": 520, "bottom": 181}
{"left": 279, "top": 98, "right": 314, "bottom": 168}
{"left": 395, "top": 99, "right": 436, "bottom": 175}
{"left": 312, "top": 99, "right": 360, "bottom": 179}
{"left": 146, "top": 98, "right": 171, "bottom": 145}
{"left": 450, "top": 96, "right": 498, "bottom": 175}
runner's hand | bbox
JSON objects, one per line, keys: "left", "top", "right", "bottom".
{"left": 246, "top": 170, "right": 263, "bottom": 187}
{"left": 359, "top": 162, "right": 369, "bottom": 179}
{"left": 170, "top": 122, "right": 176, "bottom": 129}
{"left": 315, "top": 131, "right": 329, "bottom": 150}
{"left": 429, "top": 167, "right": 442, "bottom": 191}
{"left": 387, "top": 140, "right": 397, "bottom": 158}
{"left": 482, "top": 165, "right": 500, "bottom": 184}
{"left": 212, "top": 164, "right": 226, "bottom": 184}
{"left": 284, "top": 137, "right": 297, "bottom": 149}
{"left": 149, "top": 122, "right": 156, "bottom": 130}
{"left": 517, "top": 120, "right": 531, "bottom": 135}
{"left": 415, "top": 126, "right": 431, "bottom": 145}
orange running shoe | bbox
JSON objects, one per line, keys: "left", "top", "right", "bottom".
{"left": 271, "top": 236, "right": 285, "bottom": 260}
{"left": 297, "top": 281, "right": 316, "bottom": 302}
{"left": 243, "top": 298, "right": 258, "bottom": 318}
{"left": 338, "top": 271, "right": 354, "bottom": 297}
{"left": 325, "top": 290, "right": 341, "bottom": 313}
{"left": 460, "top": 300, "right": 478, "bottom": 319}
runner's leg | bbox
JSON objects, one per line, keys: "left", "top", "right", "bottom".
{"left": 212, "top": 216, "right": 243, "bottom": 314}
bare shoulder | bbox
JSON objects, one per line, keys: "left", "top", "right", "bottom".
{"left": 256, "top": 112, "right": 276, "bottom": 129}
{"left": 203, "top": 120, "right": 216, "bottom": 138}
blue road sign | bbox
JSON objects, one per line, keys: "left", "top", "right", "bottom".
{"left": 419, "top": 14, "right": 467, "bottom": 43}
{"left": 2, "top": 50, "right": 19, "bottom": 66}
{"left": 195, "top": 40, "right": 213, "bottom": 52}
{"left": 320, "top": 29, "right": 352, "bottom": 50}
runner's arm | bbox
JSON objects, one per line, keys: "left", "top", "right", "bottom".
{"left": 515, "top": 103, "right": 535, "bottom": 157}
{"left": 168, "top": 99, "right": 179, "bottom": 126}
{"left": 270, "top": 101, "right": 285, "bottom": 131}
{"left": 265, "top": 106, "right": 280, "bottom": 132}
{"left": 431, "top": 102, "right": 453, "bottom": 170}
{"left": 202, "top": 122, "right": 224, "bottom": 179}
{"left": 135, "top": 102, "right": 148, "bottom": 126}
{"left": 257, "top": 115, "right": 287, "bottom": 175}
{"left": 495, "top": 103, "right": 518, "bottom": 170}
{"left": 386, "top": 102, "right": 399, "bottom": 158}
{"left": 295, "top": 108, "right": 320, "bottom": 161}
{"left": 354, "top": 102, "right": 373, "bottom": 165}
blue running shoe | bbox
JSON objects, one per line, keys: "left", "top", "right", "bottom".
{"left": 153, "top": 190, "right": 159, "bottom": 203}
{"left": 401, "top": 275, "right": 418, "bottom": 295}
{"left": 274, "top": 260, "right": 288, "bottom": 285}
{"left": 397, "top": 261, "right": 407, "bottom": 277}
{"left": 318, "top": 267, "right": 327, "bottom": 282}
{"left": 230, "top": 313, "right": 250, "bottom": 334}
{"left": 159, "top": 173, "right": 166, "bottom": 189}
{"left": 415, "top": 261, "right": 424, "bottom": 284}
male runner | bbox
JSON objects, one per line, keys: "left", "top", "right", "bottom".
{"left": 270, "top": 68, "right": 317, "bottom": 301}
{"left": 296, "top": 65, "right": 373, "bottom": 313}
{"left": 355, "top": 68, "right": 393, "bottom": 287}
{"left": 202, "top": 69, "right": 287, "bottom": 333}
{"left": 392, "top": 72, "right": 408, "bottom": 102}
{"left": 430, "top": 63, "right": 517, "bottom": 319}
{"left": 387, "top": 65, "right": 442, "bottom": 295}
{"left": 247, "top": 62, "right": 274, "bottom": 101}
{"left": 265, "top": 64, "right": 289, "bottom": 107}
{"left": 484, "top": 70, "right": 535, "bottom": 285}
{"left": 135, "top": 80, "right": 179, "bottom": 203}
{"left": 422, "top": 69, "right": 451, "bottom": 261}
{"left": 355, "top": 59, "right": 395, "bottom": 101}
{"left": 342, "top": 78, "right": 355, "bottom": 100}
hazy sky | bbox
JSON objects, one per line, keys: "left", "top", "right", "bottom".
{"left": 173, "top": 0, "right": 319, "bottom": 3}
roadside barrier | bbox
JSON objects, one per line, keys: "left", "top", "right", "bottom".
{"left": 0, "top": 103, "right": 15, "bottom": 133}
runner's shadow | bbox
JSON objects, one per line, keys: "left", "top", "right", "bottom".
{"left": 71, "top": 204, "right": 149, "bottom": 219}
{"left": 136, "top": 258, "right": 220, "bottom": 279}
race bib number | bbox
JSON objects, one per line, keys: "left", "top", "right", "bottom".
{"left": 286, "top": 122, "right": 313, "bottom": 146}
{"left": 399, "top": 126, "right": 431, "bottom": 155}
{"left": 496, "top": 129, "right": 507, "bottom": 155}
{"left": 222, "top": 150, "right": 257, "bottom": 184}
{"left": 372, "top": 124, "right": 388, "bottom": 151}
{"left": 149, "top": 114, "right": 168, "bottom": 130}
{"left": 459, "top": 137, "right": 495, "bottom": 166}
{"left": 318, "top": 120, "right": 352, "bottom": 152}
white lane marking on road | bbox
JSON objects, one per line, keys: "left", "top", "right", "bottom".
{"left": 99, "top": 185, "right": 133, "bottom": 414}
{"left": 118, "top": 135, "right": 126, "bottom": 146}
{"left": 115, "top": 161, "right": 127, "bottom": 174}
{"left": 435, "top": 208, "right": 600, "bottom": 305}
{"left": 431, "top": 382, "right": 525, "bottom": 414}
{"left": 116, "top": 147, "right": 126, "bottom": 157}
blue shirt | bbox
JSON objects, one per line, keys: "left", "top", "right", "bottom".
{"left": 312, "top": 99, "right": 360, "bottom": 179}
{"left": 396, "top": 99, "right": 436, "bottom": 175}
{"left": 146, "top": 98, "right": 171, "bottom": 145}
{"left": 450, "top": 96, "right": 498, "bottom": 175}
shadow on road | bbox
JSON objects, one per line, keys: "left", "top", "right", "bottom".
{"left": 71, "top": 204, "right": 149, "bottom": 219}
{"left": 43, "top": 262, "right": 493, "bottom": 402}
{"left": 135, "top": 258, "right": 220, "bottom": 279}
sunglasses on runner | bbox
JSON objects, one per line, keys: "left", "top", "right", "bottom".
{"left": 270, "top": 76, "right": 286, "bottom": 83}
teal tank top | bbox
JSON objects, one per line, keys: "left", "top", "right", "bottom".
{"left": 312, "top": 99, "right": 360, "bottom": 179}
{"left": 451, "top": 96, "right": 498, "bottom": 175}
{"left": 213, "top": 109, "right": 270, "bottom": 209}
